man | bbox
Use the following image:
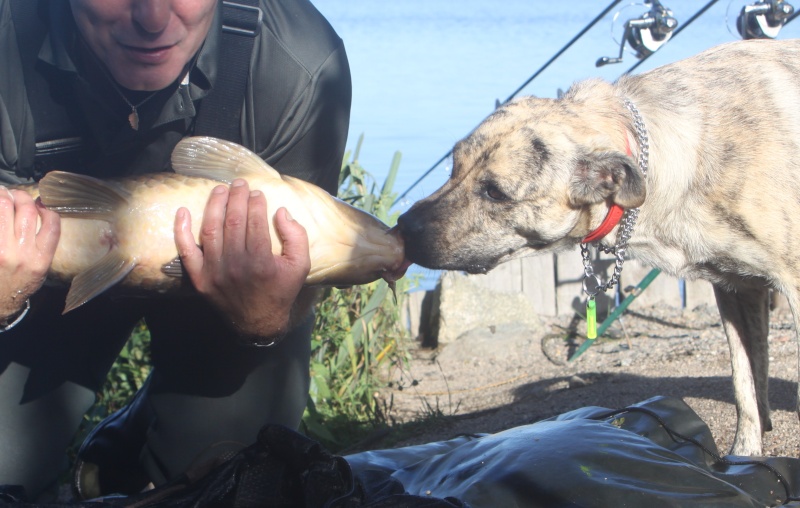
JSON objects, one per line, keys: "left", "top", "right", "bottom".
{"left": 0, "top": 0, "right": 351, "bottom": 500}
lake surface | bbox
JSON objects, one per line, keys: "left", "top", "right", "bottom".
{"left": 312, "top": 0, "right": 800, "bottom": 288}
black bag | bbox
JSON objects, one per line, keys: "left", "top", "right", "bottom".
{"left": 6, "top": 396, "right": 800, "bottom": 507}
{"left": 346, "top": 396, "right": 800, "bottom": 507}
{"left": 1, "top": 424, "right": 468, "bottom": 507}
{"left": 111, "top": 425, "right": 468, "bottom": 508}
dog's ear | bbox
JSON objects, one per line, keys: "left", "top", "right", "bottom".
{"left": 569, "top": 151, "right": 645, "bottom": 208}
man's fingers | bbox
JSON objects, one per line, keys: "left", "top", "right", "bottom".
{"left": 223, "top": 179, "right": 250, "bottom": 259}
{"left": 199, "top": 185, "right": 229, "bottom": 268}
{"left": 274, "top": 208, "right": 310, "bottom": 272}
{"left": 0, "top": 187, "right": 15, "bottom": 242}
{"left": 35, "top": 199, "right": 61, "bottom": 256}
{"left": 245, "top": 190, "right": 271, "bottom": 254}
{"left": 11, "top": 190, "right": 39, "bottom": 244}
{"left": 174, "top": 207, "right": 204, "bottom": 279}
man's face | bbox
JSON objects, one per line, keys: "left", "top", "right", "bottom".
{"left": 70, "top": 0, "right": 217, "bottom": 91}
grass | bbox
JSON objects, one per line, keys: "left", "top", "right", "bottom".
{"left": 302, "top": 135, "right": 416, "bottom": 450}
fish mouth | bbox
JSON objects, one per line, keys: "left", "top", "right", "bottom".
{"left": 381, "top": 226, "right": 410, "bottom": 282}
{"left": 382, "top": 258, "right": 412, "bottom": 282}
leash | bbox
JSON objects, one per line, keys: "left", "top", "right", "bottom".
{"left": 580, "top": 98, "right": 649, "bottom": 341}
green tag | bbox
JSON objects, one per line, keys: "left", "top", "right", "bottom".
{"left": 586, "top": 297, "right": 597, "bottom": 340}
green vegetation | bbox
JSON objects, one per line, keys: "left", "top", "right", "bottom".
{"left": 75, "top": 135, "right": 413, "bottom": 453}
{"left": 304, "top": 135, "right": 413, "bottom": 449}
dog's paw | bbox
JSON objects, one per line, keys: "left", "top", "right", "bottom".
{"left": 730, "top": 438, "right": 763, "bottom": 457}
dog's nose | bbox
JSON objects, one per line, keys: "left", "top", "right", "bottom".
{"left": 396, "top": 211, "right": 422, "bottom": 236}
{"left": 395, "top": 209, "right": 431, "bottom": 266}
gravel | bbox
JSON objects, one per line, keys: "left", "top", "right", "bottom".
{"left": 379, "top": 303, "right": 800, "bottom": 458}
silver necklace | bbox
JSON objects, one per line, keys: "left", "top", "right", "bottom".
{"left": 581, "top": 97, "right": 649, "bottom": 298}
{"left": 106, "top": 78, "right": 159, "bottom": 131}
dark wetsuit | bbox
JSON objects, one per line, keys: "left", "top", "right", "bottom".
{"left": 0, "top": 0, "right": 351, "bottom": 497}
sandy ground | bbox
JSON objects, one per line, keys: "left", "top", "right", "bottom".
{"left": 378, "top": 303, "right": 800, "bottom": 459}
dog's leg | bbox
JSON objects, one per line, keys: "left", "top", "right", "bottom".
{"left": 780, "top": 288, "right": 800, "bottom": 445}
{"left": 713, "top": 285, "right": 770, "bottom": 456}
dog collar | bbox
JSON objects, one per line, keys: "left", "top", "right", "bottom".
{"left": 581, "top": 123, "right": 638, "bottom": 244}
{"left": 580, "top": 97, "right": 649, "bottom": 343}
{"left": 582, "top": 204, "right": 625, "bottom": 244}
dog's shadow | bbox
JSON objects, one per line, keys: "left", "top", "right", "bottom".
{"left": 509, "top": 372, "right": 796, "bottom": 413}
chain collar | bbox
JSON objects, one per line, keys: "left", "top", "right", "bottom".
{"left": 581, "top": 97, "right": 649, "bottom": 297}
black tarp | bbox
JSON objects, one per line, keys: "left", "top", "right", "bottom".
{"left": 345, "top": 396, "right": 800, "bottom": 507}
{"left": 4, "top": 396, "right": 800, "bottom": 507}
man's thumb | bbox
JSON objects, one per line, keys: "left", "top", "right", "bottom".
{"left": 275, "top": 208, "right": 310, "bottom": 265}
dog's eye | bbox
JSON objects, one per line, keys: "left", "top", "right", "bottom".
{"left": 484, "top": 183, "right": 508, "bottom": 202}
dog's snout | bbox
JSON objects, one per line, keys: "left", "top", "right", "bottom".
{"left": 396, "top": 207, "right": 436, "bottom": 267}
{"left": 396, "top": 210, "right": 423, "bottom": 237}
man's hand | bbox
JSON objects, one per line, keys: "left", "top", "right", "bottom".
{"left": 173, "top": 179, "right": 311, "bottom": 340}
{"left": 0, "top": 187, "right": 60, "bottom": 321}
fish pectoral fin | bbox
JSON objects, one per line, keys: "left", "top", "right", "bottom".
{"left": 38, "top": 171, "right": 131, "bottom": 221}
{"left": 64, "top": 250, "right": 136, "bottom": 313}
{"left": 171, "top": 136, "right": 281, "bottom": 183}
{"left": 161, "top": 256, "right": 184, "bottom": 278}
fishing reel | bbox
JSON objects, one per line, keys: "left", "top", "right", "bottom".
{"left": 737, "top": 0, "right": 794, "bottom": 39}
{"left": 597, "top": 1, "right": 678, "bottom": 67}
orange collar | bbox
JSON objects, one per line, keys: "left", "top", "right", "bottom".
{"left": 581, "top": 133, "right": 634, "bottom": 244}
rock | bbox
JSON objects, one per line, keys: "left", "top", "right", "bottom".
{"left": 427, "top": 272, "right": 543, "bottom": 346}
{"left": 568, "top": 375, "right": 588, "bottom": 388}
{"left": 435, "top": 322, "right": 543, "bottom": 365}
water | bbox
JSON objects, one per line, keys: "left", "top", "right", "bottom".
{"left": 312, "top": 0, "right": 800, "bottom": 289}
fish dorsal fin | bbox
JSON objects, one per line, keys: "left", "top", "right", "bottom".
{"left": 39, "top": 171, "right": 131, "bottom": 221}
{"left": 171, "top": 136, "right": 280, "bottom": 183}
{"left": 64, "top": 250, "right": 136, "bottom": 313}
{"left": 161, "top": 256, "right": 185, "bottom": 278}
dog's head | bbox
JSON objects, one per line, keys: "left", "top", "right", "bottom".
{"left": 397, "top": 91, "right": 646, "bottom": 273}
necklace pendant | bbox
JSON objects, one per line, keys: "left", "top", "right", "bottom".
{"left": 128, "top": 108, "right": 139, "bottom": 131}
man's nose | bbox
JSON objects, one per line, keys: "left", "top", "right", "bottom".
{"left": 132, "top": 0, "right": 171, "bottom": 35}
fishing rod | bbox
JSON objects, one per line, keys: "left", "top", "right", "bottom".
{"left": 736, "top": 0, "right": 795, "bottom": 38}
{"left": 392, "top": 0, "right": 624, "bottom": 207}
{"left": 626, "top": 0, "right": 721, "bottom": 74}
{"left": 625, "top": 0, "right": 798, "bottom": 75}
{"left": 393, "top": 0, "right": 760, "bottom": 206}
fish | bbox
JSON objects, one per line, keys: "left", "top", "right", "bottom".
{"left": 18, "top": 136, "right": 408, "bottom": 313}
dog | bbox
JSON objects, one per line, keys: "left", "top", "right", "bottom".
{"left": 397, "top": 38, "right": 800, "bottom": 456}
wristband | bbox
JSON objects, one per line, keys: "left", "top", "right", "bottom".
{"left": 247, "top": 338, "right": 279, "bottom": 348}
{"left": 241, "top": 333, "right": 282, "bottom": 348}
{"left": 0, "top": 299, "right": 30, "bottom": 333}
